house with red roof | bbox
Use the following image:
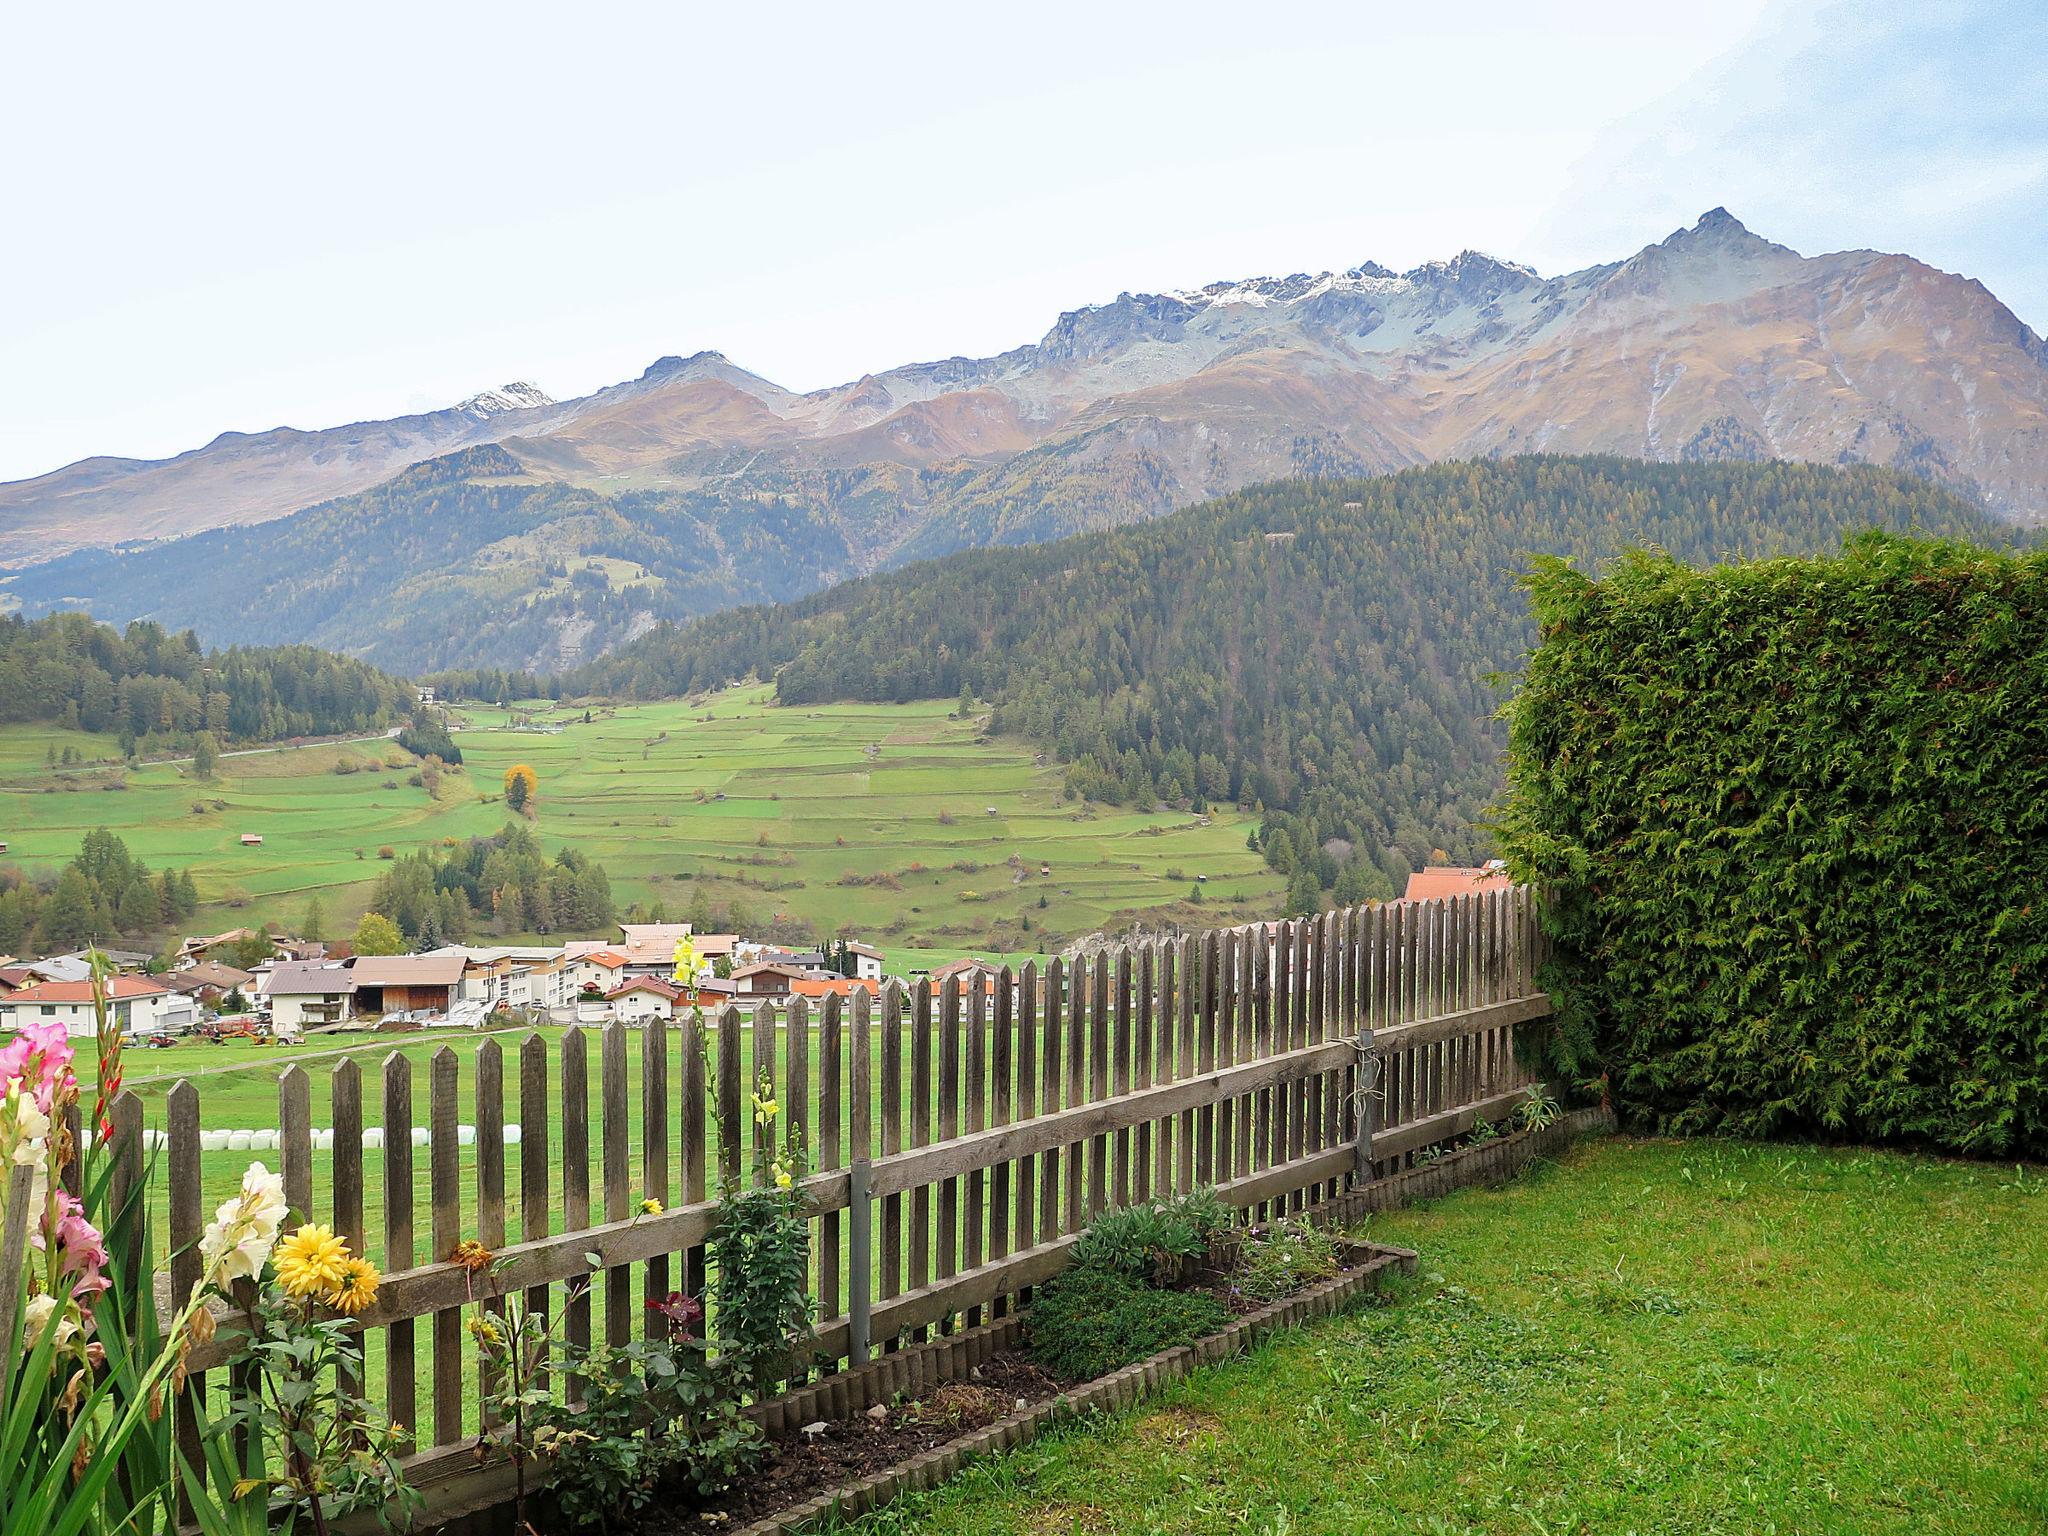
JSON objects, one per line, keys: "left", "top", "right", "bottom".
{"left": 0, "top": 974, "right": 196, "bottom": 1037}
{"left": 1400, "top": 862, "right": 1514, "bottom": 903}
{"left": 605, "top": 976, "right": 684, "bottom": 1024}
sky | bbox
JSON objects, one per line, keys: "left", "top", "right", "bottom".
{"left": 3, "top": 0, "right": 2043, "bottom": 483}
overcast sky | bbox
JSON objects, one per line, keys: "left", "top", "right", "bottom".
{"left": 4, "top": 0, "right": 2042, "bottom": 483}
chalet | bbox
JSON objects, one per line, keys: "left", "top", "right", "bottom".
{"left": 0, "top": 975, "right": 194, "bottom": 1038}
{"left": 1400, "top": 862, "right": 1513, "bottom": 903}
{"left": 731, "top": 961, "right": 807, "bottom": 998}
{"left": 349, "top": 953, "right": 466, "bottom": 1018}
{"left": 0, "top": 966, "right": 37, "bottom": 997}
{"left": 605, "top": 977, "right": 683, "bottom": 1023}
{"left": 843, "top": 941, "right": 886, "bottom": 982}
{"left": 260, "top": 961, "right": 356, "bottom": 1030}
{"left": 570, "top": 948, "right": 632, "bottom": 996}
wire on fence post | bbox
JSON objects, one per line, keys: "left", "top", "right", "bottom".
{"left": 1352, "top": 1027, "right": 1380, "bottom": 1186}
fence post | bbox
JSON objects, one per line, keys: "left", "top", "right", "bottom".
{"left": 1353, "top": 1026, "right": 1379, "bottom": 1186}
{"left": 848, "top": 986, "right": 874, "bottom": 1367}
{"left": 848, "top": 1158, "right": 872, "bottom": 1367}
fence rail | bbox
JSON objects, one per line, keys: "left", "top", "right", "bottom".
{"left": 126, "top": 887, "right": 1549, "bottom": 1515}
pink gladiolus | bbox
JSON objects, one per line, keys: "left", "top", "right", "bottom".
{"left": 30, "top": 1190, "right": 110, "bottom": 1304}
{"left": 0, "top": 1022, "right": 78, "bottom": 1114}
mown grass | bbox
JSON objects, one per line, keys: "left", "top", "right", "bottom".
{"left": 0, "top": 686, "right": 1279, "bottom": 966}
{"left": 825, "top": 1136, "right": 2048, "bottom": 1535}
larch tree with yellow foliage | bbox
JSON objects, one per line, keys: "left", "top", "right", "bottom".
{"left": 503, "top": 763, "right": 538, "bottom": 814}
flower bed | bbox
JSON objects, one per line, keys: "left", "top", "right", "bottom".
{"left": 706, "top": 1242, "right": 1416, "bottom": 1536}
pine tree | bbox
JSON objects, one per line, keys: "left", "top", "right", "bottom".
{"left": 1283, "top": 864, "right": 1322, "bottom": 920}
{"left": 116, "top": 875, "right": 159, "bottom": 935}
{"left": 192, "top": 730, "right": 218, "bottom": 777}
{"left": 37, "top": 867, "right": 98, "bottom": 951}
{"left": 301, "top": 896, "right": 325, "bottom": 942}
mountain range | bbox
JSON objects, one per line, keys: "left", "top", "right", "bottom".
{"left": 6, "top": 209, "right": 2044, "bottom": 672}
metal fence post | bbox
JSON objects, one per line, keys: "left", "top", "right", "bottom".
{"left": 848, "top": 1157, "right": 873, "bottom": 1367}
{"left": 1353, "top": 1027, "right": 1379, "bottom": 1186}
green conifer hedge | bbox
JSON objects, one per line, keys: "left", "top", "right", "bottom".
{"left": 1500, "top": 532, "right": 2047, "bottom": 1155}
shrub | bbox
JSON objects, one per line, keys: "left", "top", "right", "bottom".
{"left": 1069, "top": 1188, "right": 1234, "bottom": 1285}
{"left": 1500, "top": 534, "right": 2048, "bottom": 1156}
{"left": 1234, "top": 1219, "right": 1339, "bottom": 1303}
{"left": 1026, "top": 1266, "right": 1228, "bottom": 1381}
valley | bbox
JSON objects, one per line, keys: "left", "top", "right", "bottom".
{"left": 0, "top": 687, "right": 1279, "bottom": 966}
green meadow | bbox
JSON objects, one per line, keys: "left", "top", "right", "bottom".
{"left": 0, "top": 685, "right": 1280, "bottom": 966}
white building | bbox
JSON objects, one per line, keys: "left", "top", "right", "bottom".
{"left": 605, "top": 977, "right": 683, "bottom": 1023}
{"left": 844, "top": 941, "right": 887, "bottom": 982}
{"left": 0, "top": 975, "right": 195, "bottom": 1038}
{"left": 259, "top": 960, "right": 357, "bottom": 1031}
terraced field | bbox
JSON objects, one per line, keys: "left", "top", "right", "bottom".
{"left": 0, "top": 686, "right": 1280, "bottom": 965}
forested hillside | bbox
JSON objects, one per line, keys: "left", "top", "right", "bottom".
{"left": 0, "top": 610, "right": 411, "bottom": 749}
{"left": 3, "top": 446, "right": 859, "bottom": 672}
{"left": 569, "top": 457, "right": 2017, "bottom": 888}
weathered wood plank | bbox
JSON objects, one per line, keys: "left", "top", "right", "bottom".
{"left": 1087, "top": 953, "right": 1111, "bottom": 1218}
{"left": 332, "top": 1059, "right": 365, "bottom": 1397}
{"left": 518, "top": 1035, "right": 550, "bottom": 1326}
{"left": 962, "top": 979, "right": 986, "bottom": 1313}
{"left": 879, "top": 984, "right": 903, "bottom": 1307}
{"left": 474, "top": 1038, "right": 507, "bottom": 1424}
{"left": 1133, "top": 943, "right": 1154, "bottom": 1203}
{"left": 643, "top": 1015, "right": 671, "bottom": 1336}
{"left": 988, "top": 966, "right": 1014, "bottom": 1307}
{"left": 428, "top": 1047, "right": 461, "bottom": 1446}
{"left": 909, "top": 982, "right": 934, "bottom": 1309}
{"left": 167, "top": 1080, "right": 203, "bottom": 1504}
{"left": 278, "top": 1064, "right": 312, "bottom": 1220}
{"left": 382, "top": 1054, "right": 416, "bottom": 1449}
{"left": 559, "top": 1028, "right": 592, "bottom": 1391}
{"left": 601, "top": 1022, "right": 630, "bottom": 1347}
{"left": 680, "top": 1012, "right": 707, "bottom": 1302}
{"left": 1038, "top": 959, "right": 1063, "bottom": 1245}
{"left": 1013, "top": 961, "right": 1038, "bottom": 1256}
{"left": 818, "top": 994, "right": 843, "bottom": 1323}
{"left": 1179, "top": 933, "right": 1199, "bottom": 1191}
{"left": 1110, "top": 948, "right": 1132, "bottom": 1207}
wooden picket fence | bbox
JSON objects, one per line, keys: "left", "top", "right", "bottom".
{"left": 135, "top": 887, "right": 1548, "bottom": 1522}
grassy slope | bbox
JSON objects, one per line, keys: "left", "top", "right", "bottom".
{"left": 833, "top": 1136, "right": 2048, "bottom": 1536}
{"left": 0, "top": 685, "right": 1279, "bottom": 966}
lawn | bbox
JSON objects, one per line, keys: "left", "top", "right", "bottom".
{"left": 0, "top": 686, "right": 1279, "bottom": 967}
{"left": 827, "top": 1135, "right": 2048, "bottom": 1536}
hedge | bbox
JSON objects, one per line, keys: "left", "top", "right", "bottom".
{"left": 1499, "top": 532, "right": 2047, "bottom": 1156}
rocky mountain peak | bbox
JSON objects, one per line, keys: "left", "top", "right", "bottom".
{"left": 457, "top": 382, "right": 554, "bottom": 416}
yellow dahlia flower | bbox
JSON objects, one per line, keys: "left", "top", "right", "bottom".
{"left": 274, "top": 1223, "right": 350, "bottom": 1298}
{"left": 325, "top": 1256, "right": 381, "bottom": 1315}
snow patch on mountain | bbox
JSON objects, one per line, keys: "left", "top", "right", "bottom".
{"left": 458, "top": 382, "right": 555, "bottom": 417}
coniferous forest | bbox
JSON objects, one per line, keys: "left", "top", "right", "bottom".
{"left": 0, "top": 610, "right": 412, "bottom": 749}
{"left": 567, "top": 456, "right": 2018, "bottom": 887}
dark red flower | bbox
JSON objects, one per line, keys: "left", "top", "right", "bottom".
{"left": 645, "top": 1291, "right": 704, "bottom": 1339}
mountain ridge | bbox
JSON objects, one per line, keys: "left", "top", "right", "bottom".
{"left": 5, "top": 209, "right": 2044, "bottom": 576}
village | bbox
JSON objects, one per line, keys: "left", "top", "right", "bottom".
{"left": 0, "top": 921, "right": 936, "bottom": 1041}
{"left": 0, "top": 866, "right": 1512, "bottom": 1044}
